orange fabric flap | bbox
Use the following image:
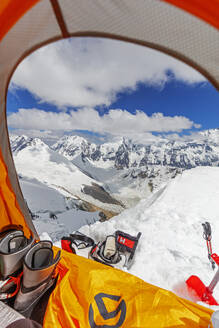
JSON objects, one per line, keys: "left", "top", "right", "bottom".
{"left": 44, "top": 248, "right": 213, "bottom": 328}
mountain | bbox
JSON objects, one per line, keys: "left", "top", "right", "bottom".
{"left": 10, "top": 135, "right": 96, "bottom": 190}
{"left": 19, "top": 176, "right": 100, "bottom": 241}
{"left": 10, "top": 133, "right": 219, "bottom": 307}
{"left": 52, "top": 129, "right": 219, "bottom": 170}
{"left": 10, "top": 135, "right": 124, "bottom": 215}
{"left": 10, "top": 128, "right": 219, "bottom": 217}
{"left": 50, "top": 129, "right": 219, "bottom": 207}
{"left": 52, "top": 135, "right": 97, "bottom": 160}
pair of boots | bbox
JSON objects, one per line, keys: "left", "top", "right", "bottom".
{"left": 0, "top": 230, "right": 60, "bottom": 317}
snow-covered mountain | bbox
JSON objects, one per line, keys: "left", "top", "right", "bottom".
{"left": 11, "top": 135, "right": 96, "bottom": 191}
{"left": 50, "top": 129, "right": 219, "bottom": 207}
{"left": 10, "top": 135, "right": 124, "bottom": 215}
{"left": 10, "top": 128, "right": 219, "bottom": 212}
{"left": 10, "top": 132, "right": 219, "bottom": 308}
{"left": 19, "top": 176, "right": 100, "bottom": 241}
{"left": 52, "top": 129, "right": 219, "bottom": 170}
{"left": 52, "top": 135, "right": 97, "bottom": 160}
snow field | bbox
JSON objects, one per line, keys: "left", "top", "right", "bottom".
{"left": 20, "top": 160, "right": 219, "bottom": 309}
{"left": 76, "top": 167, "right": 219, "bottom": 307}
{"left": 20, "top": 178, "right": 100, "bottom": 241}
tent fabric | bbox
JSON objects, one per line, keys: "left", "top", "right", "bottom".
{"left": 0, "top": 0, "right": 61, "bottom": 238}
{"left": 164, "top": 0, "right": 219, "bottom": 30}
{"left": 0, "top": 0, "right": 218, "bottom": 236}
{"left": 0, "top": 1, "right": 218, "bottom": 326}
{"left": 0, "top": 148, "right": 31, "bottom": 237}
{"left": 44, "top": 248, "right": 213, "bottom": 328}
{"left": 0, "top": 0, "right": 40, "bottom": 42}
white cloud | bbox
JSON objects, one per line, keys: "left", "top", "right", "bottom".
{"left": 9, "top": 128, "right": 61, "bottom": 145}
{"left": 8, "top": 108, "right": 200, "bottom": 141}
{"left": 10, "top": 38, "right": 206, "bottom": 108}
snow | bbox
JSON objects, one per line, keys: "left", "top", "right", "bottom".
{"left": 14, "top": 138, "right": 96, "bottom": 194}
{"left": 19, "top": 177, "right": 100, "bottom": 241}
{"left": 72, "top": 155, "right": 162, "bottom": 208}
{"left": 20, "top": 178, "right": 66, "bottom": 213}
{"left": 57, "top": 209, "right": 99, "bottom": 232}
{"left": 12, "top": 136, "right": 126, "bottom": 213}
{"left": 73, "top": 166, "right": 219, "bottom": 307}
{"left": 11, "top": 133, "right": 219, "bottom": 309}
{"left": 25, "top": 165, "right": 219, "bottom": 307}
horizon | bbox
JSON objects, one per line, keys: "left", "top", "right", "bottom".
{"left": 9, "top": 126, "right": 219, "bottom": 148}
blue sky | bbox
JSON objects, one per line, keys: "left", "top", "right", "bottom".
{"left": 7, "top": 38, "right": 219, "bottom": 144}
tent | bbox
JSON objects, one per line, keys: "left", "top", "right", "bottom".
{"left": 0, "top": 0, "right": 218, "bottom": 327}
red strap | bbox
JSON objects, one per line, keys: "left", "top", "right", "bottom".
{"left": 117, "top": 236, "right": 135, "bottom": 249}
{"left": 8, "top": 271, "right": 23, "bottom": 298}
{"left": 0, "top": 271, "right": 23, "bottom": 300}
{"left": 61, "top": 239, "right": 75, "bottom": 254}
{"left": 91, "top": 245, "right": 98, "bottom": 254}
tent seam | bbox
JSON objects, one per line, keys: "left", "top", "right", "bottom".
{"left": 49, "top": 0, "right": 69, "bottom": 38}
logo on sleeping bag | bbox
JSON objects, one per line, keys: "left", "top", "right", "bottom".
{"left": 89, "top": 292, "right": 126, "bottom": 328}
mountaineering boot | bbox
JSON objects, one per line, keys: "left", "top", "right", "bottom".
{"left": 0, "top": 230, "right": 35, "bottom": 300}
{"left": 14, "top": 241, "right": 61, "bottom": 317}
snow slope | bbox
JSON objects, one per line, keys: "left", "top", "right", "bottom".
{"left": 19, "top": 177, "right": 100, "bottom": 241}
{"left": 71, "top": 166, "right": 219, "bottom": 306}
{"left": 72, "top": 155, "right": 152, "bottom": 207}
{"left": 12, "top": 136, "right": 124, "bottom": 213}
{"left": 13, "top": 137, "right": 96, "bottom": 193}
{"left": 20, "top": 177, "right": 66, "bottom": 213}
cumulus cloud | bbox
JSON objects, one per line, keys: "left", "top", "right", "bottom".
{"left": 9, "top": 128, "right": 62, "bottom": 145}
{"left": 8, "top": 108, "right": 200, "bottom": 142}
{"left": 10, "top": 38, "right": 206, "bottom": 108}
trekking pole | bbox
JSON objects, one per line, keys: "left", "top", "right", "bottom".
{"left": 202, "top": 222, "right": 215, "bottom": 270}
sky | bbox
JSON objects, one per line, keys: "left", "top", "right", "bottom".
{"left": 7, "top": 37, "right": 219, "bottom": 145}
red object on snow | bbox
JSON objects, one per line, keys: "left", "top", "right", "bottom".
{"left": 186, "top": 253, "right": 219, "bottom": 305}
{"left": 186, "top": 275, "right": 218, "bottom": 305}
{"left": 212, "top": 253, "right": 219, "bottom": 266}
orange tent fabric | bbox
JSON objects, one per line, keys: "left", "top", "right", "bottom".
{"left": 0, "top": 1, "right": 218, "bottom": 326}
{"left": 0, "top": 149, "right": 31, "bottom": 237}
{"left": 163, "top": 0, "right": 219, "bottom": 29}
{"left": 1, "top": 0, "right": 218, "bottom": 43}
{"left": 44, "top": 249, "right": 213, "bottom": 328}
{"left": 0, "top": 0, "right": 40, "bottom": 41}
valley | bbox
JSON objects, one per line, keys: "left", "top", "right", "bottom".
{"left": 10, "top": 128, "right": 219, "bottom": 227}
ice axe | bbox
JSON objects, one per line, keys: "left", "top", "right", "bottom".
{"left": 186, "top": 222, "right": 219, "bottom": 305}
{"left": 202, "top": 221, "right": 215, "bottom": 270}
{"left": 186, "top": 253, "right": 219, "bottom": 305}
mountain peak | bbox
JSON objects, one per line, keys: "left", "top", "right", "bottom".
{"left": 10, "top": 135, "right": 49, "bottom": 154}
